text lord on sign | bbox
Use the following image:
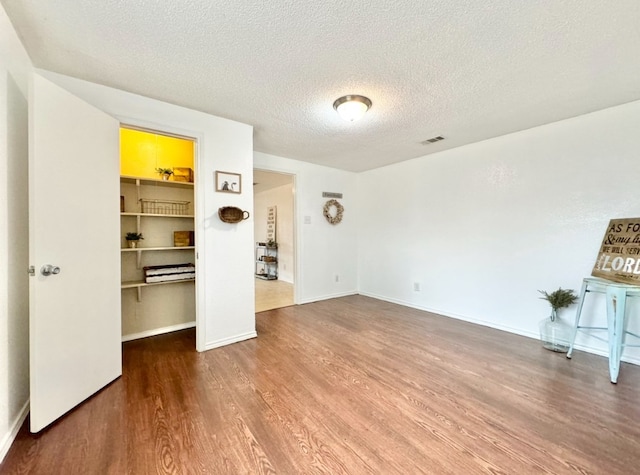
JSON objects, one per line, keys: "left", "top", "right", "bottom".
{"left": 592, "top": 218, "right": 640, "bottom": 285}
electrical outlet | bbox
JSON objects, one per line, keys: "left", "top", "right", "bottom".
{"left": 413, "top": 282, "right": 421, "bottom": 292}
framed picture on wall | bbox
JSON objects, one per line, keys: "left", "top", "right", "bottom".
{"left": 215, "top": 171, "right": 242, "bottom": 194}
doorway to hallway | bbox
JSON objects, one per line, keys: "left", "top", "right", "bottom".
{"left": 253, "top": 169, "right": 295, "bottom": 312}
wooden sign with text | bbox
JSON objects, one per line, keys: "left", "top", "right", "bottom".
{"left": 266, "top": 206, "right": 276, "bottom": 243}
{"left": 592, "top": 218, "right": 640, "bottom": 285}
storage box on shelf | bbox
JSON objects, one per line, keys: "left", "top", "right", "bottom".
{"left": 174, "top": 231, "right": 195, "bottom": 247}
{"left": 172, "top": 167, "right": 194, "bottom": 183}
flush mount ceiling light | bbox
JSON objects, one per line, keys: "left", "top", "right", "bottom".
{"left": 333, "top": 95, "right": 372, "bottom": 122}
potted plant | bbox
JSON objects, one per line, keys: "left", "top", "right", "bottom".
{"left": 266, "top": 239, "right": 277, "bottom": 248}
{"left": 538, "top": 287, "right": 578, "bottom": 352}
{"left": 155, "top": 167, "right": 173, "bottom": 180}
{"left": 125, "top": 232, "right": 144, "bottom": 248}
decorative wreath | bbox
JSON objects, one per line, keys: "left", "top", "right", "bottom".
{"left": 323, "top": 199, "right": 344, "bottom": 225}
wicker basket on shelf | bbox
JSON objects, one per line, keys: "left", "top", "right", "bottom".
{"left": 218, "top": 206, "right": 250, "bottom": 223}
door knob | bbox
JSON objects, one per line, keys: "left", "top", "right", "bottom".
{"left": 41, "top": 265, "right": 61, "bottom": 276}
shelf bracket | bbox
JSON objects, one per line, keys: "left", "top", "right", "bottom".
{"left": 136, "top": 250, "right": 142, "bottom": 269}
{"left": 136, "top": 286, "right": 142, "bottom": 302}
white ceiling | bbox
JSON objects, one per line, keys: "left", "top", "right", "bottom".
{"left": 3, "top": 1, "right": 640, "bottom": 172}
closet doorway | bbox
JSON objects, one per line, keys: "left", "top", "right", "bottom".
{"left": 253, "top": 170, "right": 295, "bottom": 312}
{"left": 120, "top": 126, "right": 197, "bottom": 340}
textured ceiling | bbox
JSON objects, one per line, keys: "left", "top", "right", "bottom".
{"left": 3, "top": 0, "right": 640, "bottom": 171}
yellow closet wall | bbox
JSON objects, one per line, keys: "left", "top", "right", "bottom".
{"left": 120, "top": 128, "right": 194, "bottom": 178}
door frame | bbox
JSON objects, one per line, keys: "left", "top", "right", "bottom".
{"left": 253, "top": 167, "right": 298, "bottom": 306}
{"left": 117, "top": 116, "right": 206, "bottom": 351}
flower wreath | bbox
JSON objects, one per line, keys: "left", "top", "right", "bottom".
{"left": 323, "top": 199, "right": 344, "bottom": 225}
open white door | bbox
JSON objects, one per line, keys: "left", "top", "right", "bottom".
{"left": 29, "top": 74, "right": 121, "bottom": 432}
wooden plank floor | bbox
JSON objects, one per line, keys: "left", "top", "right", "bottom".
{"left": 3, "top": 295, "right": 640, "bottom": 474}
{"left": 255, "top": 278, "right": 294, "bottom": 313}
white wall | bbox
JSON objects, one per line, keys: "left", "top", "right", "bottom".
{"left": 37, "top": 70, "right": 256, "bottom": 351}
{"left": 254, "top": 152, "right": 358, "bottom": 303}
{"left": 358, "top": 100, "right": 640, "bottom": 365}
{"left": 0, "top": 3, "right": 31, "bottom": 463}
{"left": 254, "top": 183, "right": 294, "bottom": 283}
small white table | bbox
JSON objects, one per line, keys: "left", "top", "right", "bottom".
{"left": 567, "top": 277, "right": 640, "bottom": 383}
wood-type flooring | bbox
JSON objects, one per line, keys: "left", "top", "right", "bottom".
{"left": 2, "top": 295, "right": 640, "bottom": 474}
{"left": 255, "top": 278, "right": 294, "bottom": 313}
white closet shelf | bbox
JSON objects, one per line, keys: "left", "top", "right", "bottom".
{"left": 121, "top": 278, "right": 195, "bottom": 289}
{"left": 121, "top": 246, "right": 195, "bottom": 252}
{"left": 122, "top": 277, "right": 195, "bottom": 301}
{"left": 121, "top": 212, "right": 194, "bottom": 218}
{"left": 120, "top": 175, "right": 194, "bottom": 188}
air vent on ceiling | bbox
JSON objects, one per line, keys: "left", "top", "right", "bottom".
{"left": 421, "top": 136, "right": 445, "bottom": 145}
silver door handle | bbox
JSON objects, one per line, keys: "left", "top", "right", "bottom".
{"left": 41, "top": 265, "right": 61, "bottom": 276}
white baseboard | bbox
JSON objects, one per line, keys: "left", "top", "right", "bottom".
{"left": 203, "top": 331, "right": 258, "bottom": 351}
{"left": 358, "top": 291, "right": 640, "bottom": 367}
{"left": 0, "top": 399, "right": 29, "bottom": 464}
{"left": 121, "top": 321, "right": 196, "bottom": 342}
{"left": 298, "top": 290, "right": 358, "bottom": 305}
